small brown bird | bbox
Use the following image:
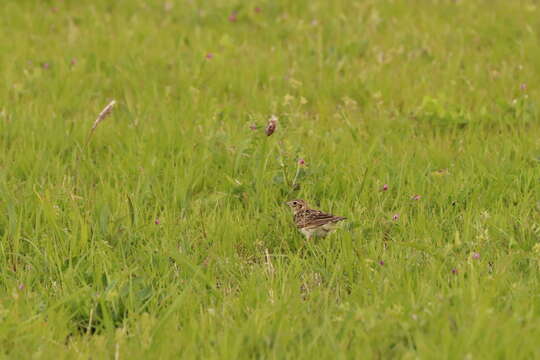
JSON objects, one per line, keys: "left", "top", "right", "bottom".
{"left": 286, "top": 199, "right": 347, "bottom": 240}
{"left": 265, "top": 115, "right": 277, "bottom": 136}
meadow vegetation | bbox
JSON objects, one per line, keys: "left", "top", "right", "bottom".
{"left": 1, "top": 0, "right": 539, "bottom": 358}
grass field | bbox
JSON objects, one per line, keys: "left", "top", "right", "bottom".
{"left": 1, "top": 0, "right": 540, "bottom": 358}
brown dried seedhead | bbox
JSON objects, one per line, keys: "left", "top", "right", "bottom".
{"left": 86, "top": 100, "right": 117, "bottom": 145}
{"left": 91, "top": 100, "right": 116, "bottom": 132}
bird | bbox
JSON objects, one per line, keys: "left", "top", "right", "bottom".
{"left": 285, "top": 199, "right": 347, "bottom": 240}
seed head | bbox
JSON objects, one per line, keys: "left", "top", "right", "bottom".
{"left": 91, "top": 100, "right": 116, "bottom": 132}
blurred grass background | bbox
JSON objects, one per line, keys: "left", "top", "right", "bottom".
{"left": 1, "top": 0, "right": 539, "bottom": 358}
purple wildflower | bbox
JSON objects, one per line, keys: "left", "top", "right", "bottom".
{"left": 205, "top": 53, "right": 214, "bottom": 60}
{"left": 155, "top": 218, "right": 161, "bottom": 225}
{"left": 254, "top": 6, "right": 262, "bottom": 13}
{"left": 228, "top": 12, "right": 237, "bottom": 22}
{"left": 392, "top": 213, "right": 399, "bottom": 221}
{"left": 382, "top": 184, "right": 389, "bottom": 191}
{"left": 379, "top": 260, "right": 385, "bottom": 266}
{"left": 472, "top": 252, "right": 480, "bottom": 260}
{"left": 451, "top": 268, "right": 458, "bottom": 275}
{"left": 411, "top": 194, "right": 421, "bottom": 200}
{"left": 298, "top": 158, "right": 306, "bottom": 166}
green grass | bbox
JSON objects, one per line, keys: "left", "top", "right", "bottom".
{"left": 1, "top": 0, "right": 540, "bottom": 358}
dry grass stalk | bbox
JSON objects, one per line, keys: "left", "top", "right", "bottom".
{"left": 87, "top": 100, "right": 116, "bottom": 143}
{"left": 264, "top": 248, "right": 275, "bottom": 277}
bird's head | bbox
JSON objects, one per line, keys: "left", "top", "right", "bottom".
{"left": 285, "top": 199, "right": 307, "bottom": 213}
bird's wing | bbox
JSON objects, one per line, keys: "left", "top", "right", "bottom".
{"left": 296, "top": 209, "right": 346, "bottom": 228}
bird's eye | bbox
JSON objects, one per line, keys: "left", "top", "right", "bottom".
{"left": 293, "top": 201, "right": 298, "bottom": 205}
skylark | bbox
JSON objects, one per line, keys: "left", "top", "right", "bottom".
{"left": 285, "top": 199, "right": 347, "bottom": 240}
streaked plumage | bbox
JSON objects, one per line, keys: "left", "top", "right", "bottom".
{"left": 285, "top": 199, "right": 346, "bottom": 240}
